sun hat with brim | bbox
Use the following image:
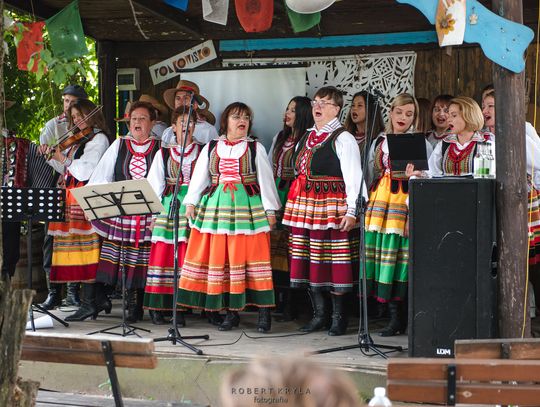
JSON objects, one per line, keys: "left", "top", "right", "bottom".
{"left": 285, "top": 0, "right": 336, "bottom": 13}
{"left": 114, "top": 101, "right": 132, "bottom": 122}
{"left": 139, "top": 94, "right": 169, "bottom": 117}
{"left": 163, "top": 80, "right": 202, "bottom": 110}
{"left": 198, "top": 108, "right": 216, "bottom": 125}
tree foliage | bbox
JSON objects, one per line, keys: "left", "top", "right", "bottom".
{"left": 3, "top": 9, "right": 98, "bottom": 142}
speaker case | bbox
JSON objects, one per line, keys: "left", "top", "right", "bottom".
{"left": 408, "top": 178, "right": 498, "bottom": 357}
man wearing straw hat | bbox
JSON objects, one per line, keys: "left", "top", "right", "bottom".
{"left": 116, "top": 95, "right": 169, "bottom": 139}
{"left": 161, "top": 79, "right": 218, "bottom": 146}
{"left": 38, "top": 84, "right": 88, "bottom": 310}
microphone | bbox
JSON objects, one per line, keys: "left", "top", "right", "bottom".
{"left": 187, "top": 91, "right": 205, "bottom": 108}
{"left": 369, "top": 87, "right": 385, "bottom": 100}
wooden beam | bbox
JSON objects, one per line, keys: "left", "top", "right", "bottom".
{"left": 97, "top": 41, "right": 117, "bottom": 141}
{"left": 492, "top": 0, "right": 529, "bottom": 338}
{"left": 4, "top": 0, "right": 58, "bottom": 19}
{"left": 131, "top": 0, "right": 204, "bottom": 40}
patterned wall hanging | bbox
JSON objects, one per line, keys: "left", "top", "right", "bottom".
{"left": 223, "top": 51, "right": 417, "bottom": 122}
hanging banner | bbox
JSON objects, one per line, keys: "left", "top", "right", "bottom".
{"left": 149, "top": 40, "right": 217, "bottom": 85}
{"left": 164, "top": 0, "right": 189, "bottom": 11}
{"left": 16, "top": 21, "right": 45, "bottom": 72}
{"left": 45, "top": 0, "right": 88, "bottom": 59}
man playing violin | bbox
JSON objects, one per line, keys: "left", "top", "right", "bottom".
{"left": 38, "top": 84, "right": 90, "bottom": 311}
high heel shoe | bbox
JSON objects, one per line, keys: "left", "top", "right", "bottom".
{"left": 218, "top": 311, "right": 240, "bottom": 331}
{"left": 65, "top": 303, "right": 98, "bottom": 321}
{"left": 96, "top": 299, "right": 112, "bottom": 315}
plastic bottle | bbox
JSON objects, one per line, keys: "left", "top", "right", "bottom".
{"left": 473, "top": 142, "right": 485, "bottom": 178}
{"left": 368, "top": 387, "right": 392, "bottom": 406}
{"left": 485, "top": 142, "right": 496, "bottom": 178}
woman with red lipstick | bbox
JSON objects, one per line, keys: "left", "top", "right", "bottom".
{"left": 344, "top": 91, "right": 384, "bottom": 155}
{"left": 283, "top": 86, "right": 365, "bottom": 336}
{"left": 365, "top": 93, "right": 431, "bottom": 337}
{"left": 90, "top": 101, "right": 161, "bottom": 322}
{"left": 425, "top": 96, "right": 491, "bottom": 177}
{"left": 269, "top": 96, "right": 313, "bottom": 320}
{"left": 41, "top": 99, "right": 110, "bottom": 321}
{"left": 177, "top": 102, "right": 281, "bottom": 333}
{"left": 426, "top": 94, "right": 453, "bottom": 148}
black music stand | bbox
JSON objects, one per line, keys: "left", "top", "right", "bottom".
{"left": 1, "top": 186, "right": 69, "bottom": 330}
{"left": 72, "top": 179, "right": 163, "bottom": 338}
{"left": 310, "top": 90, "right": 404, "bottom": 359}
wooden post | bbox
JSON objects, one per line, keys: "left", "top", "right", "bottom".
{"left": 492, "top": 0, "right": 529, "bottom": 337}
{"left": 96, "top": 41, "right": 117, "bottom": 141}
{"left": 0, "top": 280, "right": 40, "bottom": 406}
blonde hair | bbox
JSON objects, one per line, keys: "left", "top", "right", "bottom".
{"left": 220, "top": 357, "right": 360, "bottom": 407}
{"left": 449, "top": 96, "right": 484, "bottom": 132}
{"left": 385, "top": 93, "right": 419, "bottom": 133}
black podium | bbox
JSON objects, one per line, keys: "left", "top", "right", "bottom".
{"left": 408, "top": 178, "right": 498, "bottom": 357}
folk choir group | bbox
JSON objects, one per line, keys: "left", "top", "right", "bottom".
{"left": 3, "top": 80, "right": 540, "bottom": 337}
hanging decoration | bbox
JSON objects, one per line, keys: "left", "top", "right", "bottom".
{"left": 435, "top": 0, "right": 466, "bottom": 47}
{"left": 285, "top": 0, "right": 336, "bottom": 14}
{"left": 45, "top": 0, "right": 88, "bottom": 59}
{"left": 285, "top": 1, "right": 320, "bottom": 33}
{"left": 16, "top": 21, "right": 45, "bottom": 72}
{"left": 203, "top": 0, "right": 229, "bottom": 25}
{"left": 164, "top": 0, "right": 189, "bottom": 11}
{"left": 235, "top": 0, "right": 274, "bottom": 33}
{"left": 396, "top": 0, "right": 534, "bottom": 73}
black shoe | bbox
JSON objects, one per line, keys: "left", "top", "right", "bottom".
{"left": 65, "top": 303, "right": 98, "bottom": 321}
{"left": 218, "top": 311, "right": 240, "bottom": 331}
{"left": 39, "top": 284, "right": 62, "bottom": 310}
{"left": 257, "top": 308, "right": 271, "bottom": 333}
{"left": 299, "top": 290, "right": 330, "bottom": 333}
{"left": 328, "top": 294, "right": 348, "bottom": 336}
{"left": 126, "top": 289, "right": 144, "bottom": 323}
{"left": 379, "top": 301, "right": 406, "bottom": 337}
{"left": 207, "top": 311, "right": 223, "bottom": 326}
{"left": 149, "top": 310, "right": 166, "bottom": 325}
{"left": 96, "top": 299, "right": 112, "bottom": 315}
{"left": 62, "top": 283, "right": 81, "bottom": 307}
{"left": 175, "top": 311, "right": 186, "bottom": 327}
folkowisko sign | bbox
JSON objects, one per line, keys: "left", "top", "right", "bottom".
{"left": 149, "top": 40, "right": 217, "bottom": 85}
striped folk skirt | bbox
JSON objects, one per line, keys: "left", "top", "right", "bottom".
{"left": 528, "top": 177, "right": 540, "bottom": 266}
{"left": 271, "top": 177, "right": 292, "bottom": 283}
{"left": 365, "top": 173, "right": 409, "bottom": 302}
{"left": 144, "top": 187, "right": 190, "bottom": 311}
{"left": 49, "top": 185, "right": 100, "bottom": 283}
{"left": 177, "top": 229, "right": 275, "bottom": 311}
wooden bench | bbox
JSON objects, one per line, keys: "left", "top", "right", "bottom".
{"left": 21, "top": 332, "right": 158, "bottom": 407}
{"left": 387, "top": 338, "right": 540, "bottom": 406}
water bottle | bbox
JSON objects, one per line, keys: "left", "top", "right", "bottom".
{"left": 368, "top": 387, "right": 392, "bottom": 406}
{"left": 473, "top": 143, "right": 485, "bottom": 178}
{"left": 485, "top": 142, "right": 496, "bottom": 179}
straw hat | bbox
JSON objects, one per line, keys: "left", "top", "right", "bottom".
{"left": 198, "top": 108, "right": 216, "bottom": 125}
{"left": 163, "top": 79, "right": 203, "bottom": 110}
{"left": 285, "top": 0, "right": 336, "bottom": 13}
{"left": 115, "top": 101, "right": 132, "bottom": 122}
{"left": 139, "top": 94, "right": 169, "bottom": 118}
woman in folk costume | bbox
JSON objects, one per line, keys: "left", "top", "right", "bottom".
{"left": 426, "top": 94, "right": 453, "bottom": 148}
{"left": 365, "top": 93, "right": 432, "bottom": 337}
{"left": 178, "top": 102, "right": 281, "bottom": 333}
{"left": 283, "top": 86, "right": 365, "bottom": 336}
{"left": 143, "top": 107, "right": 207, "bottom": 325}
{"left": 40, "top": 99, "right": 110, "bottom": 321}
{"left": 482, "top": 91, "right": 540, "bottom": 323}
{"left": 268, "top": 96, "right": 313, "bottom": 321}
{"left": 89, "top": 101, "right": 161, "bottom": 322}
{"left": 344, "top": 90, "right": 385, "bottom": 155}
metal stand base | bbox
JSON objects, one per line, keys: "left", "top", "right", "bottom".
{"left": 32, "top": 303, "right": 69, "bottom": 328}
{"left": 88, "top": 322, "right": 151, "bottom": 338}
{"left": 310, "top": 332, "right": 403, "bottom": 359}
{"left": 154, "top": 325, "right": 209, "bottom": 355}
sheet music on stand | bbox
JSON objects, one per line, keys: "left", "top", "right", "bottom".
{"left": 71, "top": 179, "right": 163, "bottom": 337}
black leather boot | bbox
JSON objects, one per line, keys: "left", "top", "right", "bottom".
{"left": 275, "top": 289, "right": 297, "bottom": 322}
{"left": 149, "top": 310, "right": 166, "bottom": 325}
{"left": 94, "top": 282, "right": 112, "bottom": 315}
{"left": 39, "top": 283, "right": 62, "bottom": 310}
{"left": 126, "top": 289, "right": 144, "bottom": 322}
{"left": 299, "top": 290, "right": 330, "bottom": 332}
{"left": 62, "top": 282, "right": 81, "bottom": 307}
{"left": 328, "top": 294, "right": 348, "bottom": 336}
{"left": 257, "top": 308, "right": 271, "bottom": 333}
{"left": 379, "top": 301, "right": 406, "bottom": 337}
{"left": 207, "top": 311, "right": 223, "bottom": 326}
{"left": 65, "top": 283, "right": 97, "bottom": 321}
{"left": 175, "top": 311, "right": 186, "bottom": 327}
{"left": 218, "top": 310, "right": 240, "bottom": 331}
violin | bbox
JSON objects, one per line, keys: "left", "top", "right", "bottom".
{"left": 45, "top": 127, "right": 95, "bottom": 160}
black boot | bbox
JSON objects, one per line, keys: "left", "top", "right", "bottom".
{"left": 299, "top": 290, "right": 330, "bottom": 332}
{"left": 379, "top": 301, "right": 406, "bottom": 337}
{"left": 94, "top": 282, "right": 112, "bottom": 315}
{"left": 39, "top": 283, "right": 62, "bottom": 310}
{"left": 126, "top": 289, "right": 144, "bottom": 322}
{"left": 149, "top": 310, "right": 166, "bottom": 325}
{"left": 65, "top": 283, "right": 97, "bottom": 321}
{"left": 328, "top": 294, "right": 348, "bottom": 336}
{"left": 218, "top": 310, "right": 240, "bottom": 331}
{"left": 257, "top": 308, "right": 272, "bottom": 333}
{"left": 207, "top": 311, "right": 223, "bottom": 326}
{"left": 62, "top": 282, "right": 81, "bottom": 307}
{"left": 175, "top": 311, "right": 186, "bottom": 327}
{"left": 275, "top": 289, "right": 296, "bottom": 322}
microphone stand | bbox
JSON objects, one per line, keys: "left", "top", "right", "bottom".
{"left": 312, "top": 89, "right": 404, "bottom": 358}
{"left": 153, "top": 94, "right": 209, "bottom": 355}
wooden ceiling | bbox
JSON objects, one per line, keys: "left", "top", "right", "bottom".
{"left": 6, "top": 0, "right": 538, "bottom": 44}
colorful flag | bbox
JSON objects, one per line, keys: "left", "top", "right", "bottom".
{"left": 45, "top": 0, "right": 88, "bottom": 59}
{"left": 16, "top": 21, "right": 45, "bottom": 72}
{"left": 164, "top": 0, "right": 189, "bottom": 11}
{"left": 202, "top": 0, "right": 229, "bottom": 25}
{"left": 285, "top": 1, "right": 320, "bottom": 33}
{"left": 235, "top": 0, "right": 273, "bottom": 33}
